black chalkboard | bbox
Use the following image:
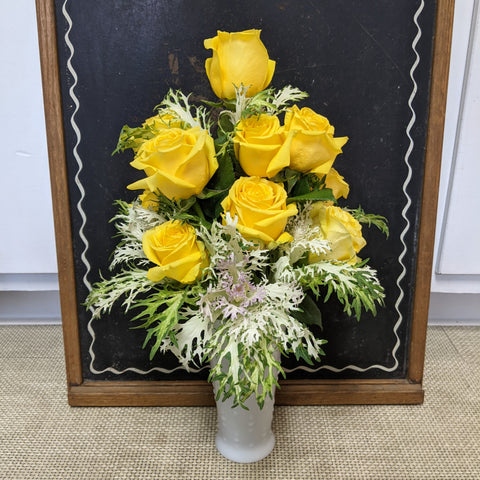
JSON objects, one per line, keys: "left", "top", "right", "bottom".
{"left": 38, "top": 0, "right": 453, "bottom": 404}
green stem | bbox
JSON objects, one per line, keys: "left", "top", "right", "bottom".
{"left": 193, "top": 201, "right": 211, "bottom": 229}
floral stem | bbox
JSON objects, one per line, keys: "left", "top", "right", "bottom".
{"left": 193, "top": 201, "right": 211, "bottom": 229}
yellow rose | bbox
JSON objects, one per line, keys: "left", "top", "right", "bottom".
{"left": 234, "top": 114, "right": 292, "bottom": 178}
{"left": 142, "top": 220, "right": 208, "bottom": 283}
{"left": 204, "top": 29, "right": 275, "bottom": 99}
{"left": 284, "top": 106, "right": 348, "bottom": 175}
{"left": 324, "top": 168, "right": 350, "bottom": 199}
{"left": 221, "top": 176, "right": 298, "bottom": 244}
{"left": 127, "top": 126, "right": 218, "bottom": 200}
{"left": 309, "top": 202, "right": 366, "bottom": 263}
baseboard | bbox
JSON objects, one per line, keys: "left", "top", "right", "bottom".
{"left": 428, "top": 292, "right": 480, "bottom": 326}
{"left": 428, "top": 318, "right": 480, "bottom": 326}
{"left": 0, "top": 316, "right": 61, "bottom": 325}
{"left": 0, "top": 290, "right": 61, "bottom": 325}
{"left": 0, "top": 273, "right": 59, "bottom": 291}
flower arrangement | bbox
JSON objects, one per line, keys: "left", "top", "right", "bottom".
{"left": 86, "top": 29, "right": 388, "bottom": 408}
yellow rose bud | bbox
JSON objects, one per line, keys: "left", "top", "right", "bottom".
{"left": 309, "top": 202, "right": 366, "bottom": 264}
{"left": 221, "top": 176, "right": 297, "bottom": 244}
{"left": 284, "top": 105, "right": 348, "bottom": 175}
{"left": 204, "top": 29, "right": 275, "bottom": 99}
{"left": 142, "top": 220, "right": 208, "bottom": 284}
{"left": 127, "top": 126, "right": 218, "bottom": 200}
{"left": 324, "top": 168, "right": 350, "bottom": 199}
{"left": 234, "top": 114, "right": 292, "bottom": 178}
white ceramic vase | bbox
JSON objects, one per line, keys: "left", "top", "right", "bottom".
{"left": 213, "top": 382, "right": 276, "bottom": 463}
{"left": 211, "top": 353, "right": 279, "bottom": 463}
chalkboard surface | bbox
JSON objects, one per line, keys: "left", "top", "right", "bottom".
{"left": 37, "top": 0, "right": 453, "bottom": 404}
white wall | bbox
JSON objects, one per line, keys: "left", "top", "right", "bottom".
{"left": 432, "top": 0, "right": 480, "bottom": 292}
{"left": 0, "top": 1, "right": 60, "bottom": 322}
{"left": 0, "top": 0, "right": 57, "bottom": 275}
{"left": 0, "top": 1, "right": 478, "bottom": 324}
{"left": 428, "top": 0, "right": 480, "bottom": 324}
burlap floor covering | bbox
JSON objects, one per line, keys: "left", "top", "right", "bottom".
{"left": 0, "top": 325, "right": 478, "bottom": 479}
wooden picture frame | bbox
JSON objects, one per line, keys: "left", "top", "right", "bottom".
{"left": 36, "top": 0, "right": 454, "bottom": 406}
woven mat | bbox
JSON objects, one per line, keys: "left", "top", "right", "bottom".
{"left": 0, "top": 325, "right": 479, "bottom": 479}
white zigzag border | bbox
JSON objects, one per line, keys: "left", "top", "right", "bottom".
{"left": 60, "top": 0, "right": 425, "bottom": 376}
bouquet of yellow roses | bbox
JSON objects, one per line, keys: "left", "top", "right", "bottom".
{"left": 86, "top": 29, "right": 388, "bottom": 408}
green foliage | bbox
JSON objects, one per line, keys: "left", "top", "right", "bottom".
{"left": 216, "top": 84, "right": 308, "bottom": 128}
{"left": 268, "top": 85, "right": 309, "bottom": 112}
{"left": 287, "top": 189, "right": 335, "bottom": 204}
{"left": 85, "top": 269, "right": 154, "bottom": 319}
{"left": 131, "top": 289, "right": 192, "bottom": 360}
{"left": 217, "top": 112, "right": 235, "bottom": 135}
{"left": 199, "top": 147, "right": 236, "bottom": 221}
{"left": 208, "top": 339, "right": 283, "bottom": 409}
{"left": 240, "top": 89, "right": 278, "bottom": 118}
{"left": 212, "top": 141, "right": 237, "bottom": 191}
{"left": 112, "top": 124, "right": 155, "bottom": 155}
{"left": 108, "top": 200, "right": 165, "bottom": 270}
{"left": 246, "top": 85, "right": 309, "bottom": 116}
{"left": 150, "top": 193, "right": 206, "bottom": 227}
{"left": 155, "top": 89, "right": 211, "bottom": 131}
{"left": 293, "top": 293, "right": 323, "bottom": 330}
{"left": 347, "top": 207, "right": 389, "bottom": 238}
{"left": 295, "top": 260, "right": 386, "bottom": 321}
{"left": 292, "top": 342, "right": 325, "bottom": 365}
{"left": 274, "top": 171, "right": 335, "bottom": 204}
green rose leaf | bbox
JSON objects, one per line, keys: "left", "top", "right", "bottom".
{"left": 294, "top": 293, "right": 323, "bottom": 330}
{"left": 287, "top": 188, "right": 335, "bottom": 204}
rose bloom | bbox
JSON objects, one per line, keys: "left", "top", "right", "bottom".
{"left": 142, "top": 220, "right": 208, "bottom": 283}
{"left": 221, "top": 176, "right": 297, "bottom": 244}
{"left": 284, "top": 105, "right": 348, "bottom": 175}
{"left": 234, "top": 114, "right": 292, "bottom": 178}
{"left": 324, "top": 168, "right": 350, "bottom": 199}
{"left": 127, "top": 126, "right": 218, "bottom": 200}
{"left": 309, "top": 202, "right": 366, "bottom": 264}
{"left": 204, "top": 29, "right": 275, "bottom": 99}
